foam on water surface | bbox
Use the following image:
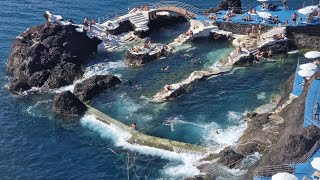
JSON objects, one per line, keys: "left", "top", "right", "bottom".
{"left": 80, "top": 114, "right": 206, "bottom": 178}
{"left": 257, "top": 92, "right": 266, "bottom": 100}
{"left": 54, "top": 61, "right": 125, "bottom": 93}
{"left": 203, "top": 111, "right": 248, "bottom": 152}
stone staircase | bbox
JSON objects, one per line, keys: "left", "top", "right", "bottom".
{"left": 249, "top": 47, "right": 259, "bottom": 56}
{"left": 241, "top": 36, "right": 257, "bottom": 48}
{"left": 201, "top": 20, "right": 211, "bottom": 27}
{"left": 129, "top": 12, "right": 150, "bottom": 31}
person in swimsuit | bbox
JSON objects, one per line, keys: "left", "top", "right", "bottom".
{"left": 283, "top": 0, "right": 287, "bottom": 9}
{"left": 292, "top": 13, "right": 298, "bottom": 26}
{"left": 130, "top": 123, "right": 137, "bottom": 129}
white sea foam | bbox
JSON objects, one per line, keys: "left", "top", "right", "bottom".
{"left": 287, "top": 50, "right": 299, "bottom": 54}
{"left": 227, "top": 111, "right": 247, "bottom": 122}
{"left": 203, "top": 111, "right": 247, "bottom": 152}
{"left": 83, "top": 61, "right": 125, "bottom": 79}
{"left": 240, "top": 152, "right": 262, "bottom": 169}
{"left": 204, "top": 122, "right": 247, "bottom": 152}
{"left": 26, "top": 99, "right": 52, "bottom": 117}
{"left": 54, "top": 61, "right": 125, "bottom": 93}
{"left": 161, "top": 163, "right": 201, "bottom": 178}
{"left": 80, "top": 114, "right": 205, "bottom": 178}
{"left": 172, "top": 43, "right": 193, "bottom": 53}
{"left": 257, "top": 92, "right": 266, "bottom": 100}
{"left": 254, "top": 103, "right": 277, "bottom": 114}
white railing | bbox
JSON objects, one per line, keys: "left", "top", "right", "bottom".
{"left": 98, "top": 1, "right": 203, "bottom": 23}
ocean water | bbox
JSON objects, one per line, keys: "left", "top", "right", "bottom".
{"left": 0, "top": 0, "right": 303, "bottom": 179}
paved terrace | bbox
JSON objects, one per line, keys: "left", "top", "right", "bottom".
{"left": 196, "top": 4, "right": 320, "bottom": 27}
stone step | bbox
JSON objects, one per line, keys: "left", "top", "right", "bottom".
{"left": 129, "top": 16, "right": 149, "bottom": 22}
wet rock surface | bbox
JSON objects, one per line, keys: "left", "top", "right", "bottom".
{"left": 259, "top": 40, "right": 296, "bottom": 54}
{"left": 286, "top": 25, "right": 320, "bottom": 50}
{"left": 214, "top": 22, "right": 271, "bottom": 35}
{"left": 7, "top": 22, "right": 101, "bottom": 93}
{"left": 124, "top": 44, "right": 170, "bottom": 66}
{"left": 109, "top": 20, "right": 134, "bottom": 35}
{"left": 53, "top": 91, "right": 87, "bottom": 117}
{"left": 217, "top": 146, "right": 244, "bottom": 168}
{"left": 234, "top": 53, "right": 255, "bottom": 65}
{"left": 210, "top": 31, "right": 233, "bottom": 41}
{"left": 74, "top": 75, "right": 121, "bottom": 101}
{"left": 205, "top": 0, "right": 242, "bottom": 14}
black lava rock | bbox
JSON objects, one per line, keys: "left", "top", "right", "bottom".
{"left": 74, "top": 75, "right": 121, "bottom": 101}
{"left": 7, "top": 22, "right": 101, "bottom": 93}
{"left": 53, "top": 91, "right": 87, "bottom": 117}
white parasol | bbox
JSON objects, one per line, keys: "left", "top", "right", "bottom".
{"left": 271, "top": 172, "right": 298, "bottom": 180}
{"left": 305, "top": 51, "right": 320, "bottom": 59}
{"left": 298, "top": 69, "right": 316, "bottom": 77}
{"left": 258, "top": 12, "right": 272, "bottom": 19}
{"left": 299, "top": 63, "right": 318, "bottom": 70}
{"left": 311, "top": 157, "right": 320, "bottom": 171}
{"left": 298, "top": 5, "right": 318, "bottom": 15}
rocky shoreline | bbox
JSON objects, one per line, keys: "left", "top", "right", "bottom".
{"left": 6, "top": 21, "right": 101, "bottom": 93}
{"left": 5, "top": 4, "right": 320, "bottom": 179}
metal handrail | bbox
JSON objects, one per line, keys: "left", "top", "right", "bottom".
{"left": 97, "top": 1, "right": 202, "bottom": 23}
{"left": 296, "top": 139, "right": 320, "bottom": 163}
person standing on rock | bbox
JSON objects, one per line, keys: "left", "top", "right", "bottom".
{"left": 83, "top": 17, "right": 90, "bottom": 26}
{"left": 313, "top": 103, "right": 320, "bottom": 121}
{"left": 292, "top": 13, "right": 298, "bottom": 26}
{"left": 283, "top": 0, "right": 287, "bottom": 10}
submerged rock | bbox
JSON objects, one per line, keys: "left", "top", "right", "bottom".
{"left": 7, "top": 21, "right": 101, "bottom": 93}
{"left": 74, "top": 75, "right": 121, "bottom": 101}
{"left": 53, "top": 91, "right": 87, "bottom": 117}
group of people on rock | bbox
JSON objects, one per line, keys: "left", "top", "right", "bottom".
{"left": 262, "top": 3, "right": 278, "bottom": 11}
{"left": 83, "top": 17, "right": 96, "bottom": 32}
{"left": 255, "top": 49, "right": 273, "bottom": 61}
{"left": 131, "top": 46, "right": 142, "bottom": 53}
{"left": 243, "top": 15, "right": 253, "bottom": 22}
{"left": 248, "top": 8, "right": 257, "bottom": 15}
{"left": 184, "top": 29, "right": 193, "bottom": 36}
{"left": 140, "top": 5, "right": 149, "bottom": 11}
{"left": 273, "top": 33, "right": 285, "bottom": 40}
{"left": 223, "top": 9, "right": 236, "bottom": 22}
{"left": 208, "top": 13, "right": 218, "bottom": 20}
{"left": 245, "top": 24, "right": 263, "bottom": 36}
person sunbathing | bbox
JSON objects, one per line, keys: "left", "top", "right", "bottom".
{"left": 253, "top": 9, "right": 257, "bottom": 14}
{"left": 211, "top": 13, "right": 218, "bottom": 20}
{"left": 246, "top": 15, "right": 252, "bottom": 21}
{"left": 256, "top": 51, "right": 264, "bottom": 60}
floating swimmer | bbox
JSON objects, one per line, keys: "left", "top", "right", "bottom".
{"left": 161, "top": 66, "right": 169, "bottom": 71}
{"left": 164, "top": 118, "right": 174, "bottom": 131}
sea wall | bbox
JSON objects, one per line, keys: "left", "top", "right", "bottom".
{"left": 214, "top": 22, "right": 272, "bottom": 35}
{"left": 286, "top": 24, "right": 320, "bottom": 50}
{"left": 86, "top": 106, "right": 207, "bottom": 153}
